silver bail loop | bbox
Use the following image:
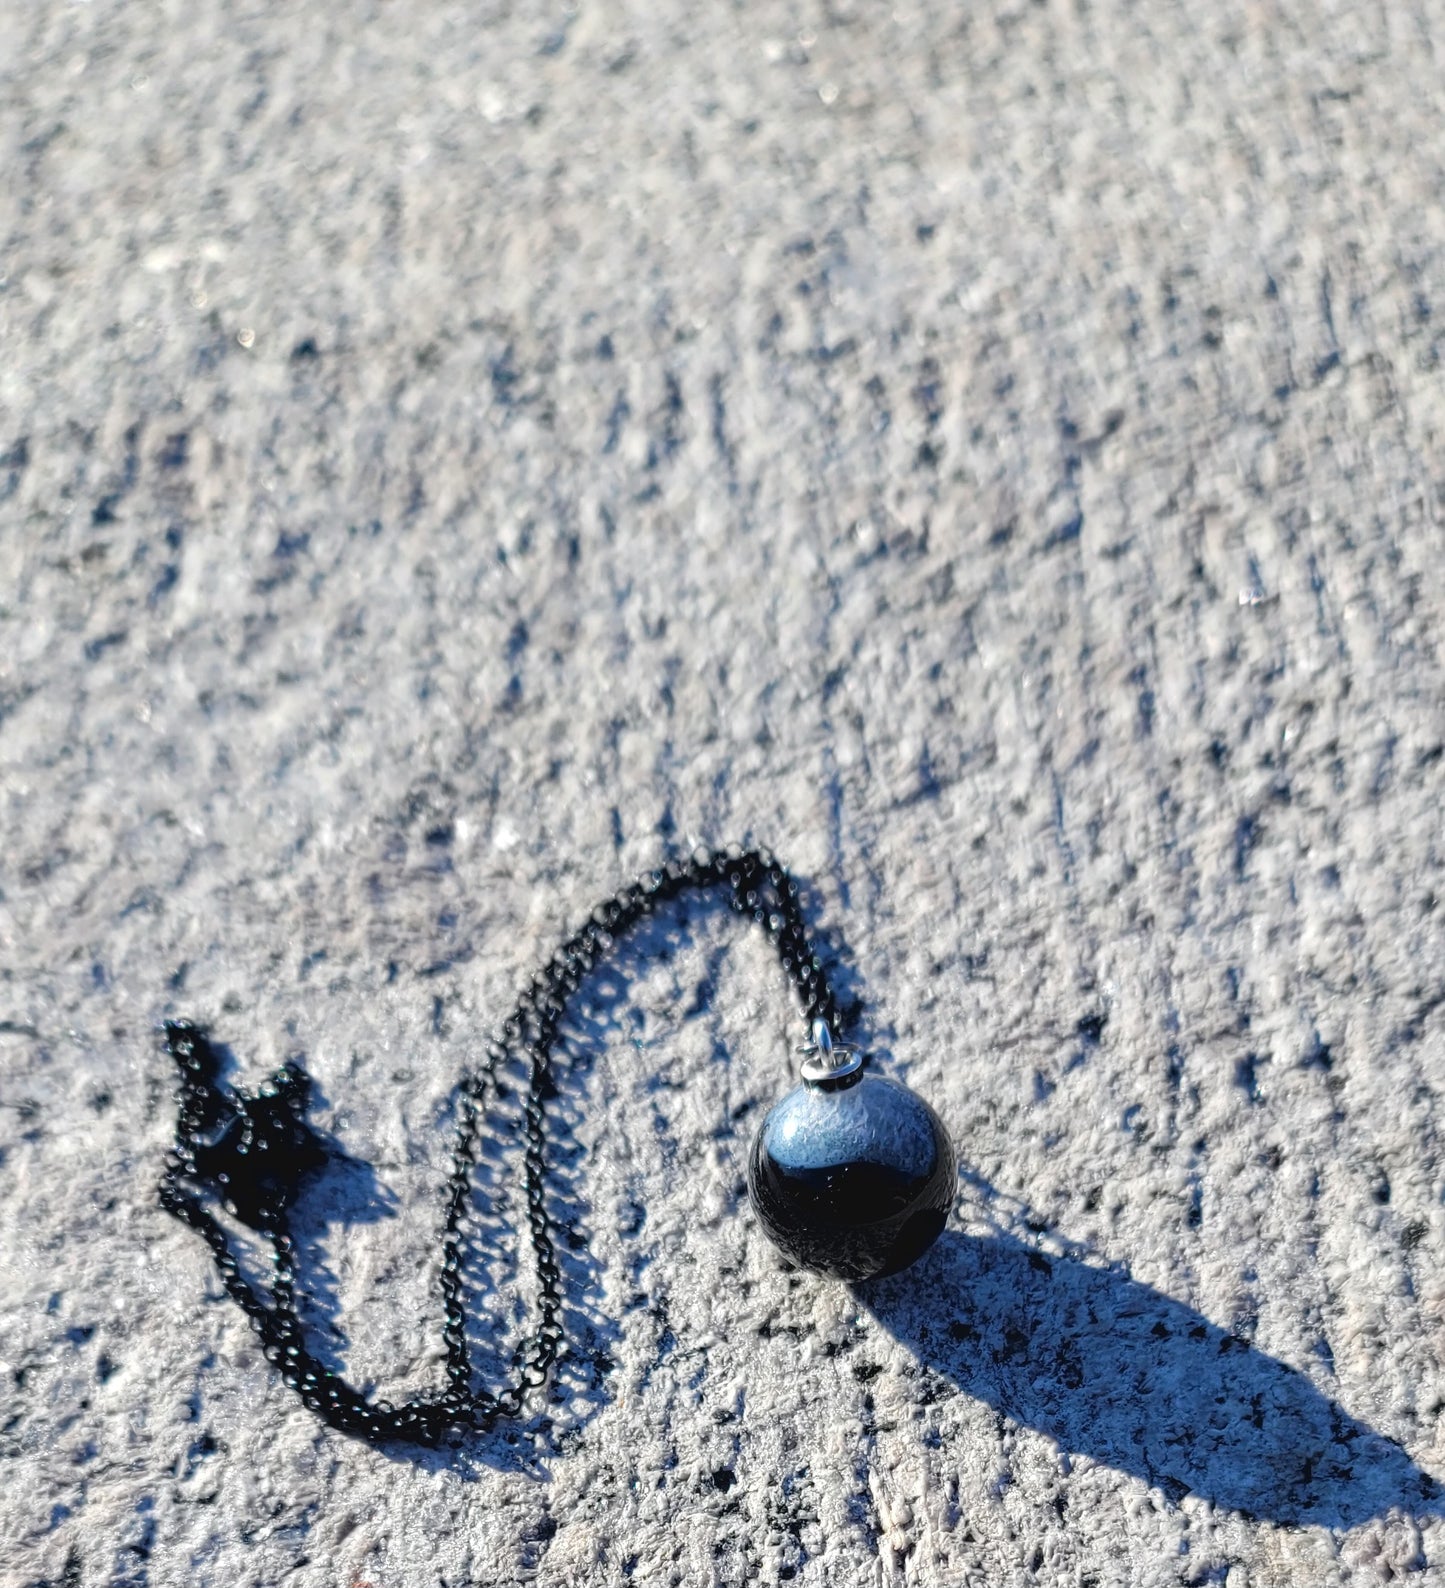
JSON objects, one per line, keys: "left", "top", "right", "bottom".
{"left": 798, "top": 1018, "right": 865, "bottom": 1085}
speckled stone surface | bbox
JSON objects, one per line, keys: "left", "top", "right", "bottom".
{"left": 3, "top": 1, "right": 1445, "bottom": 1583}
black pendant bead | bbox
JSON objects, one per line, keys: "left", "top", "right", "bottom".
{"left": 747, "top": 1052, "right": 956, "bottom": 1282}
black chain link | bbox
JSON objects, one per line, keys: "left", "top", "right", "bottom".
{"left": 160, "top": 845, "right": 842, "bottom": 1446}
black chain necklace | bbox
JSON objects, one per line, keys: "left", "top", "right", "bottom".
{"left": 160, "top": 846, "right": 955, "bottom": 1447}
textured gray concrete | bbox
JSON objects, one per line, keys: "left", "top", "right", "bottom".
{"left": 4, "top": 0, "right": 1445, "bottom": 1582}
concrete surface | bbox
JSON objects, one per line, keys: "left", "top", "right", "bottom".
{"left": 3, "top": 0, "right": 1445, "bottom": 1582}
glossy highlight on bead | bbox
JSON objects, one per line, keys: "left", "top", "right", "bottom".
{"left": 748, "top": 1068, "right": 956, "bottom": 1282}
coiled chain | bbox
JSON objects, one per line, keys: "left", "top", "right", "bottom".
{"left": 160, "top": 846, "right": 842, "bottom": 1446}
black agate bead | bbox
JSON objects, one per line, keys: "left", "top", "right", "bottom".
{"left": 747, "top": 1047, "right": 955, "bottom": 1282}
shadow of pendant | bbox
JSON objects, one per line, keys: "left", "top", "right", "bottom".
{"left": 859, "top": 1230, "right": 1443, "bottom": 1530}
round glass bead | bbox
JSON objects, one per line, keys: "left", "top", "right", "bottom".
{"left": 747, "top": 1070, "right": 956, "bottom": 1281}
